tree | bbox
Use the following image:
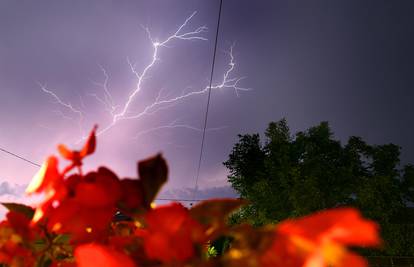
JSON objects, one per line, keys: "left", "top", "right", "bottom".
{"left": 224, "top": 119, "right": 414, "bottom": 255}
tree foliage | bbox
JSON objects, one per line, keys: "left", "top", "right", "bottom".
{"left": 224, "top": 119, "right": 414, "bottom": 255}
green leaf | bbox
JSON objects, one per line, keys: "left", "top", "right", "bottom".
{"left": 53, "top": 234, "right": 71, "bottom": 244}
{"left": 190, "top": 199, "right": 247, "bottom": 240}
{"left": 1, "top": 202, "right": 35, "bottom": 219}
{"left": 32, "top": 238, "right": 47, "bottom": 252}
{"left": 206, "top": 243, "right": 218, "bottom": 258}
{"left": 190, "top": 198, "right": 247, "bottom": 225}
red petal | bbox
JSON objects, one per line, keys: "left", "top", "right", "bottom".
{"left": 75, "top": 182, "right": 109, "bottom": 207}
{"left": 337, "top": 253, "right": 367, "bottom": 267}
{"left": 75, "top": 244, "right": 136, "bottom": 267}
{"left": 47, "top": 200, "right": 115, "bottom": 243}
{"left": 75, "top": 169, "right": 121, "bottom": 208}
{"left": 80, "top": 125, "right": 97, "bottom": 158}
{"left": 261, "top": 234, "right": 305, "bottom": 267}
{"left": 277, "top": 208, "right": 380, "bottom": 247}
{"left": 144, "top": 232, "right": 174, "bottom": 262}
{"left": 58, "top": 144, "right": 74, "bottom": 160}
{"left": 6, "top": 211, "right": 32, "bottom": 240}
{"left": 142, "top": 203, "right": 201, "bottom": 262}
{"left": 26, "top": 156, "right": 60, "bottom": 194}
{"left": 146, "top": 203, "right": 188, "bottom": 233}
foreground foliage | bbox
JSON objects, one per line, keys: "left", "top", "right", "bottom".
{"left": 0, "top": 127, "right": 380, "bottom": 266}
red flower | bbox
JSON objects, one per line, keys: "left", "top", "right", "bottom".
{"left": 0, "top": 214, "right": 35, "bottom": 267}
{"left": 26, "top": 155, "right": 66, "bottom": 223}
{"left": 25, "top": 127, "right": 123, "bottom": 243}
{"left": 5, "top": 211, "right": 34, "bottom": 241}
{"left": 58, "top": 125, "right": 97, "bottom": 173}
{"left": 73, "top": 167, "right": 122, "bottom": 208}
{"left": 26, "top": 126, "right": 98, "bottom": 223}
{"left": 140, "top": 203, "right": 205, "bottom": 262}
{"left": 0, "top": 243, "right": 34, "bottom": 267}
{"left": 46, "top": 168, "right": 122, "bottom": 243}
{"left": 261, "top": 208, "right": 380, "bottom": 267}
{"left": 47, "top": 199, "right": 115, "bottom": 243}
{"left": 26, "top": 156, "right": 61, "bottom": 195}
{"left": 75, "top": 243, "right": 136, "bottom": 267}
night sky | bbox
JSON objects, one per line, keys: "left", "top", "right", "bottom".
{"left": 1, "top": 1, "right": 414, "bottom": 215}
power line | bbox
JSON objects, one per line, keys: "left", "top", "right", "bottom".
{"left": 0, "top": 146, "right": 220, "bottom": 202}
{"left": 193, "top": 0, "right": 224, "bottom": 201}
{"left": 156, "top": 198, "right": 206, "bottom": 202}
{"left": 1, "top": 4, "right": 225, "bottom": 204}
{"left": 0, "top": 147, "right": 41, "bottom": 167}
{"left": 0, "top": 147, "right": 215, "bottom": 203}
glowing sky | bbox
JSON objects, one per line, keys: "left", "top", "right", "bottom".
{"left": 1, "top": 1, "right": 414, "bottom": 212}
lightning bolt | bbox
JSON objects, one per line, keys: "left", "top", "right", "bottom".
{"left": 39, "top": 12, "right": 250, "bottom": 142}
{"left": 38, "top": 83, "right": 85, "bottom": 137}
{"left": 133, "top": 119, "right": 228, "bottom": 139}
{"left": 89, "top": 65, "right": 117, "bottom": 116}
{"left": 116, "top": 12, "right": 208, "bottom": 118}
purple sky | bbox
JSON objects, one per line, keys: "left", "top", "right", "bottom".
{"left": 1, "top": 1, "right": 414, "bottom": 215}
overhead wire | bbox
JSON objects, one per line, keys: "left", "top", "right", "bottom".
{"left": 1, "top": 1, "right": 226, "bottom": 205}
{"left": 0, "top": 146, "right": 41, "bottom": 167}
{"left": 0, "top": 146, "right": 210, "bottom": 202}
{"left": 192, "top": 0, "right": 224, "bottom": 204}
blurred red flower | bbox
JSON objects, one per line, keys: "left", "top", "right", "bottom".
{"left": 261, "top": 208, "right": 380, "bottom": 267}
{"left": 75, "top": 243, "right": 136, "bottom": 267}
{"left": 58, "top": 125, "right": 97, "bottom": 173}
{"left": 139, "top": 203, "right": 205, "bottom": 262}
{"left": 0, "top": 212, "right": 35, "bottom": 267}
{"left": 46, "top": 167, "right": 122, "bottom": 243}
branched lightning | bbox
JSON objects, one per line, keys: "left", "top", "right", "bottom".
{"left": 89, "top": 65, "right": 117, "bottom": 116}
{"left": 39, "top": 12, "right": 249, "bottom": 142}
{"left": 133, "top": 119, "right": 227, "bottom": 139}
{"left": 112, "top": 11, "right": 207, "bottom": 121}
{"left": 39, "top": 83, "right": 85, "bottom": 136}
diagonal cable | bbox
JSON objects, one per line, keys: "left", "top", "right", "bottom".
{"left": 0, "top": 147, "right": 41, "bottom": 167}
{"left": 193, "top": 0, "right": 224, "bottom": 202}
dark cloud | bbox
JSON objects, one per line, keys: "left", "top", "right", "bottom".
{"left": 0, "top": 181, "right": 26, "bottom": 197}
{"left": 159, "top": 185, "right": 238, "bottom": 202}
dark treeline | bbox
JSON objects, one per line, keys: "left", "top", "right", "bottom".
{"left": 224, "top": 119, "right": 414, "bottom": 256}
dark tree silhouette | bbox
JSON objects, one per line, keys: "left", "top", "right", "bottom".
{"left": 224, "top": 119, "right": 414, "bottom": 256}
